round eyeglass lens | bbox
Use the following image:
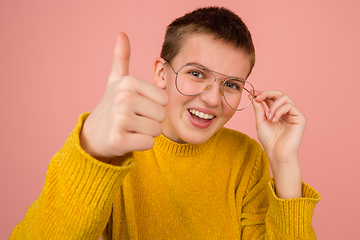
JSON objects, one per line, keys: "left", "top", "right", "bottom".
{"left": 175, "top": 65, "right": 215, "bottom": 96}
{"left": 222, "top": 78, "right": 254, "bottom": 111}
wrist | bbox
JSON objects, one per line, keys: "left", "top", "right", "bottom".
{"left": 80, "top": 120, "right": 126, "bottom": 166}
{"left": 271, "top": 161, "right": 302, "bottom": 199}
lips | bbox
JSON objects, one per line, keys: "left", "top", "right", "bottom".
{"left": 187, "top": 108, "right": 216, "bottom": 129}
{"left": 188, "top": 109, "right": 215, "bottom": 120}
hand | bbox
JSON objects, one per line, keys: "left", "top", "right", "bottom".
{"left": 80, "top": 32, "right": 168, "bottom": 164}
{"left": 250, "top": 90, "right": 306, "bottom": 198}
{"left": 251, "top": 90, "right": 306, "bottom": 164}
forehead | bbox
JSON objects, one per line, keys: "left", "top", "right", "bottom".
{"left": 173, "top": 33, "right": 251, "bottom": 79}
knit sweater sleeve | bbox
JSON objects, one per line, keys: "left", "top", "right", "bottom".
{"left": 10, "top": 113, "right": 134, "bottom": 240}
{"left": 239, "top": 145, "right": 321, "bottom": 239}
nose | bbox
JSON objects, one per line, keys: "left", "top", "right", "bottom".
{"left": 199, "top": 78, "right": 224, "bottom": 107}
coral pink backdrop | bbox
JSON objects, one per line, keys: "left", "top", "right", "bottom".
{"left": 1, "top": 1, "right": 359, "bottom": 239}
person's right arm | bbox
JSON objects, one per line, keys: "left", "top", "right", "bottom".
{"left": 10, "top": 113, "right": 134, "bottom": 240}
{"left": 10, "top": 32, "right": 168, "bottom": 239}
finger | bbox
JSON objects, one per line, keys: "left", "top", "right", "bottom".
{"left": 249, "top": 90, "right": 262, "bottom": 98}
{"left": 126, "top": 116, "right": 163, "bottom": 137}
{"left": 250, "top": 90, "right": 273, "bottom": 111}
{"left": 135, "top": 81, "right": 169, "bottom": 107}
{"left": 270, "top": 102, "right": 303, "bottom": 124}
{"left": 108, "top": 32, "right": 131, "bottom": 85}
{"left": 119, "top": 133, "right": 155, "bottom": 154}
{"left": 267, "top": 94, "right": 295, "bottom": 120}
{"left": 255, "top": 91, "right": 295, "bottom": 115}
{"left": 255, "top": 90, "right": 285, "bottom": 108}
{"left": 120, "top": 76, "right": 169, "bottom": 107}
{"left": 132, "top": 93, "right": 167, "bottom": 123}
{"left": 250, "top": 95, "right": 268, "bottom": 127}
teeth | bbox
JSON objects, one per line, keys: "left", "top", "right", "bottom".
{"left": 189, "top": 109, "right": 214, "bottom": 119}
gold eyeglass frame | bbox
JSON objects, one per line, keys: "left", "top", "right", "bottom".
{"left": 164, "top": 59, "right": 255, "bottom": 111}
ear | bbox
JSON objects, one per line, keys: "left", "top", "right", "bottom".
{"left": 153, "top": 57, "right": 167, "bottom": 89}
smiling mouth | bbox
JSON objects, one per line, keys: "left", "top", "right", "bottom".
{"left": 188, "top": 109, "right": 215, "bottom": 121}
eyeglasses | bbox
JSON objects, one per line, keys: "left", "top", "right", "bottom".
{"left": 165, "top": 60, "right": 255, "bottom": 111}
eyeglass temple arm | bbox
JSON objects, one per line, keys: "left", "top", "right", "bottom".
{"left": 244, "top": 87, "right": 257, "bottom": 97}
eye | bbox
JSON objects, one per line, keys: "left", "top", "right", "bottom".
{"left": 188, "top": 70, "right": 205, "bottom": 78}
{"left": 224, "top": 81, "right": 241, "bottom": 90}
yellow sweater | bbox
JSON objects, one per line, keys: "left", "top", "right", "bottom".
{"left": 11, "top": 113, "right": 321, "bottom": 239}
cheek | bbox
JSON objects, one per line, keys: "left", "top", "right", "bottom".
{"left": 222, "top": 105, "right": 236, "bottom": 121}
{"left": 166, "top": 89, "right": 188, "bottom": 117}
{"left": 166, "top": 83, "right": 192, "bottom": 106}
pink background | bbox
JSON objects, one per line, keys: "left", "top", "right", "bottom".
{"left": 1, "top": 1, "right": 359, "bottom": 239}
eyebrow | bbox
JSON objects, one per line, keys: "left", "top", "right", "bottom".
{"left": 186, "top": 62, "right": 245, "bottom": 81}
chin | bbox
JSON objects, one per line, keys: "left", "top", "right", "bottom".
{"left": 179, "top": 131, "right": 214, "bottom": 145}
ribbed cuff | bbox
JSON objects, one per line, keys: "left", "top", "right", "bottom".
{"left": 266, "top": 180, "right": 321, "bottom": 238}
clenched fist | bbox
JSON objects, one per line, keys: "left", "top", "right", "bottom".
{"left": 80, "top": 32, "right": 168, "bottom": 164}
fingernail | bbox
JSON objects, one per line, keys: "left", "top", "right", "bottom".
{"left": 272, "top": 116, "right": 276, "bottom": 122}
{"left": 268, "top": 113, "right": 272, "bottom": 119}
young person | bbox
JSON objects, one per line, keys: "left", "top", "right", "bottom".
{"left": 11, "top": 7, "right": 321, "bottom": 239}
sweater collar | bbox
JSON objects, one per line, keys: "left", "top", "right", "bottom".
{"left": 153, "top": 129, "right": 222, "bottom": 156}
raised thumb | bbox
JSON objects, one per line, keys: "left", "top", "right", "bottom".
{"left": 108, "top": 32, "right": 131, "bottom": 85}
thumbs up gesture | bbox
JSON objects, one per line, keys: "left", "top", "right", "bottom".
{"left": 80, "top": 32, "right": 169, "bottom": 164}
